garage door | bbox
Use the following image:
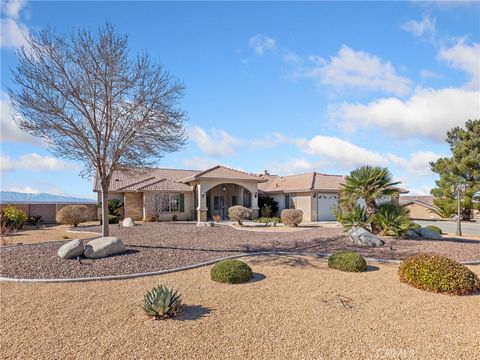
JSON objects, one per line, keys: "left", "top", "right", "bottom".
{"left": 317, "top": 193, "right": 338, "bottom": 221}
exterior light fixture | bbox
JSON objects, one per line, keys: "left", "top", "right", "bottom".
{"left": 313, "top": 193, "right": 317, "bottom": 198}
{"left": 222, "top": 186, "right": 226, "bottom": 192}
{"left": 254, "top": 191, "right": 258, "bottom": 198}
{"left": 202, "top": 191, "right": 205, "bottom": 198}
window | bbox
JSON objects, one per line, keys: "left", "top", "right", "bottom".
{"left": 284, "top": 194, "right": 293, "bottom": 209}
{"left": 243, "top": 190, "right": 251, "bottom": 208}
{"left": 232, "top": 196, "right": 237, "bottom": 206}
{"left": 158, "top": 193, "right": 183, "bottom": 213}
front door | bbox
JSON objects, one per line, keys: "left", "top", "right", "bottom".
{"left": 214, "top": 195, "right": 225, "bottom": 219}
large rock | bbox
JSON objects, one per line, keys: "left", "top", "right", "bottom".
{"left": 418, "top": 227, "right": 443, "bottom": 240}
{"left": 84, "top": 237, "right": 126, "bottom": 259}
{"left": 348, "top": 227, "right": 385, "bottom": 247}
{"left": 58, "top": 239, "right": 84, "bottom": 259}
{"left": 122, "top": 217, "right": 135, "bottom": 227}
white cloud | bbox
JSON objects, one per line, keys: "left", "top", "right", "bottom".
{"left": 288, "top": 46, "right": 412, "bottom": 95}
{"left": 0, "top": 0, "right": 29, "bottom": 49}
{"left": 0, "top": 153, "right": 78, "bottom": 172}
{"left": 4, "top": 185, "right": 40, "bottom": 194}
{"left": 249, "top": 34, "right": 276, "bottom": 56}
{"left": 189, "top": 126, "right": 241, "bottom": 157}
{"left": 331, "top": 87, "right": 480, "bottom": 140}
{"left": 402, "top": 15, "right": 437, "bottom": 43}
{"left": 296, "top": 135, "right": 387, "bottom": 168}
{"left": 182, "top": 156, "right": 218, "bottom": 170}
{"left": 1, "top": 0, "right": 27, "bottom": 19}
{"left": 0, "top": 92, "right": 42, "bottom": 144}
{"left": 388, "top": 151, "right": 445, "bottom": 176}
{"left": 438, "top": 40, "right": 480, "bottom": 90}
{"left": 262, "top": 158, "right": 324, "bottom": 175}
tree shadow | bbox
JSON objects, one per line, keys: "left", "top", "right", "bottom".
{"left": 176, "top": 305, "right": 211, "bottom": 321}
{"left": 248, "top": 253, "right": 326, "bottom": 268}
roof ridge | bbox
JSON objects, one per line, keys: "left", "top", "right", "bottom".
{"left": 116, "top": 176, "right": 155, "bottom": 191}
{"left": 136, "top": 178, "right": 167, "bottom": 191}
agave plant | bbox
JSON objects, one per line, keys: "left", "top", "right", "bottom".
{"left": 333, "top": 205, "right": 372, "bottom": 231}
{"left": 374, "top": 203, "right": 411, "bottom": 236}
{"left": 143, "top": 285, "right": 182, "bottom": 319}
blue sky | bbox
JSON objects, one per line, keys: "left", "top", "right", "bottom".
{"left": 1, "top": 1, "right": 479, "bottom": 199}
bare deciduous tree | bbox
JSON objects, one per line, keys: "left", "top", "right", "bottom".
{"left": 9, "top": 24, "right": 186, "bottom": 236}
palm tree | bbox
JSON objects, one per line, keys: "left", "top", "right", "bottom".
{"left": 339, "top": 166, "right": 401, "bottom": 232}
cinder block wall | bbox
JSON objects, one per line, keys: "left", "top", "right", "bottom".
{"left": 0, "top": 203, "right": 98, "bottom": 224}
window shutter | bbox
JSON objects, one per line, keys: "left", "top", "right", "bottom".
{"left": 285, "top": 195, "right": 290, "bottom": 209}
{"left": 179, "top": 194, "right": 185, "bottom": 212}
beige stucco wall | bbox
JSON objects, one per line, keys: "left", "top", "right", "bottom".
{"left": 124, "top": 192, "right": 143, "bottom": 221}
{"left": 143, "top": 191, "right": 194, "bottom": 221}
{"left": 405, "top": 203, "right": 441, "bottom": 220}
{"left": 291, "top": 192, "right": 313, "bottom": 222}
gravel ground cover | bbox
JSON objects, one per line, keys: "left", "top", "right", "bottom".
{"left": 1, "top": 222, "right": 479, "bottom": 279}
{"left": 0, "top": 223, "right": 98, "bottom": 246}
{"left": 1, "top": 255, "right": 479, "bottom": 360}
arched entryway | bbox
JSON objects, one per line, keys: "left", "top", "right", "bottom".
{"left": 205, "top": 183, "right": 252, "bottom": 220}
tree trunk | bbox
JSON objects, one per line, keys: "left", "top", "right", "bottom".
{"left": 101, "top": 187, "right": 109, "bottom": 237}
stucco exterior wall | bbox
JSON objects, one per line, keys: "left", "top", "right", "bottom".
{"left": 124, "top": 192, "right": 143, "bottom": 221}
{"left": 405, "top": 203, "right": 441, "bottom": 220}
{"left": 143, "top": 191, "right": 194, "bottom": 221}
{"left": 291, "top": 192, "right": 313, "bottom": 222}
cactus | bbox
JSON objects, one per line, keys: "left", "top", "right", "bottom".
{"left": 143, "top": 285, "right": 182, "bottom": 319}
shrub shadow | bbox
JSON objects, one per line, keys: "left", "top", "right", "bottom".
{"left": 365, "top": 265, "right": 380, "bottom": 272}
{"left": 249, "top": 272, "right": 266, "bottom": 283}
{"left": 176, "top": 305, "right": 211, "bottom": 321}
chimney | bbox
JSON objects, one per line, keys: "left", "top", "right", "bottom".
{"left": 263, "top": 170, "right": 269, "bottom": 176}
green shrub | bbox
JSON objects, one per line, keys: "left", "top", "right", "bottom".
{"left": 374, "top": 203, "right": 411, "bottom": 236}
{"left": 333, "top": 205, "right": 371, "bottom": 231}
{"left": 398, "top": 255, "right": 480, "bottom": 295}
{"left": 281, "top": 209, "right": 303, "bottom": 227}
{"left": 409, "top": 222, "right": 421, "bottom": 230}
{"left": 211, "top": 259, "right": 252, "bottom": 284}
{"left": 228, "top": 205, "right": 252, "bottom": 225}
{"left": 98, "top": 199, "right": 124, "bottom": 216}
{"left": 255, "top": 217, "right": 282, "bottom": 223}
{"left": 258, "top": 195, "right": 279, "bottom": 215}
{"left": 56, "top": 205, "right": 89, "bottom": 227}
{"left": 99, "top": 214, "right": 120, "bottom": 225}
{"left": 260, "top": 205, "right": 272, "bottom": 218}
{"left": 1, "top": 206, "right": 28, "bottom": 231}
{"left": 143, "top": 285, "right": 182, "bottom": 319}
{"left": 425, "top": 225, "right": 442, "bottom": 234}
{"left": 328, "top": 252, "right": 367, "bottom": 272}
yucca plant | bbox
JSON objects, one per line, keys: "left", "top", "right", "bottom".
{"left": 143, "top": 285, "right": 182, "bottom": 319}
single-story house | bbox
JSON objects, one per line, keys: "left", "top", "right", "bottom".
{"left": 95, "top": 165, "right": 406, "bottom": 222}
{"left": 399, "top": 195, "right": 441, "bottom": 220}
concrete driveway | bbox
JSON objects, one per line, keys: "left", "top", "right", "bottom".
{"left": 414, "top": 220, "right": 479, "bottom": 236}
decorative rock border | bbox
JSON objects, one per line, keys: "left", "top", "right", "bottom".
{"left": 2, "top": 250, "right": 479, "bottom": 284}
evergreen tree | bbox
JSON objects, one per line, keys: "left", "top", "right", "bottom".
{"left": 430, "top": 120, "right": 480, "bottom": 220}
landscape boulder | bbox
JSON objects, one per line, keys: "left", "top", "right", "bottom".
{"left": 84, "top": 237, "right": 126, "bottom": 259}
{"left": 122, "top": 217, "right": 135, "bottom": 227}
{"left": 406, "top": 229, "right": 420, "bottom": 238}
{"left": 348, "top": 227, "right": 385, "bottom": 247}
{"left": 418, "top": 227, "right": 443, "bottom": 240}
{"left": 58, "top": 239, "right": 85, "bottom": 259}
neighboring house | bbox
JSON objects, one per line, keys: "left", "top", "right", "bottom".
{"left": 94, "top": 165, "right": 407, "bottom": 222}
{"left": 399, "top": 196, "right": 441, "bottom": 220}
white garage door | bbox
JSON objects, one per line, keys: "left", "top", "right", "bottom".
{"left": 317, "top": 193, "right": 338, "bottom": 221}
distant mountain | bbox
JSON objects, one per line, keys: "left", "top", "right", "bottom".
{"left": 0, "top": 191, "right": 96, "bottom": 204}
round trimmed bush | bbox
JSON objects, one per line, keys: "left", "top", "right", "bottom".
{"left": 211, "top": 259, "right": 252, "bottom": 284}
{"left": 328, "top": 252, "right": 367, "bottom": 272}
{"left": 56, "top": 205, "right": 89, "bottom": 227}
{"left": 409, "top": 223, "right": 421, "bottom": 230}
{"left": 281, "top": 209, "right": 303, "bottom": 227}
{"left": 399, "top": 255, "right": 480, "bottom": 295}
{"left": 425, "top": 225, "right": 442, "bottom": 235}
{"left": 228, "top": 205, "right": 252, "bottom": 225}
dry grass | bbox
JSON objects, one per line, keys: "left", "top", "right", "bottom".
{"left": 1, "top": 255, "right": 479, "bottom": 359}
{"left": 0, "top": 222, "right": 99, "bottom": 245}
